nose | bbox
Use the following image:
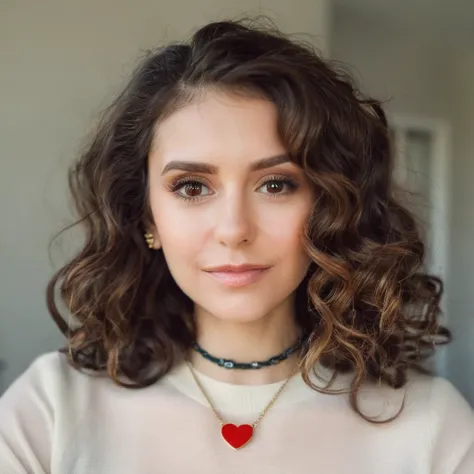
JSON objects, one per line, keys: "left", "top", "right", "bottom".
{"left": 214, "top": 192, "right": 255, "bottom": 248}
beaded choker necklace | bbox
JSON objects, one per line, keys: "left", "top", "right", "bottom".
{"left": 191, "top": 336, "right": 305, "bottom": 370}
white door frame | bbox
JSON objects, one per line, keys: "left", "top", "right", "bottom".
{"left": 389, "top": 113, "right": 452, "bottom": 376}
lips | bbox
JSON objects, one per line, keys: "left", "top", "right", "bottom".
{"left": 203, "top": 264, "right": 271, "bottom": 288}
{"left": 204, "top": 264, "right": 270, "bottom": 272}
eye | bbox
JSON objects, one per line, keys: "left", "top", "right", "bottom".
{"left": 257, "top": 177, "right": 298, "bottom": 196}
{"left": 172, "top": 179, "right": 212, "bottom": 201}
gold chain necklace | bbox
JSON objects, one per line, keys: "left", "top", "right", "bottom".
{"left": 187, "top": 360, "right": 302, "bottom": 450}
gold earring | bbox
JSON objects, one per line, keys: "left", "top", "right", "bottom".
{"left": 144, "top": 232, "right": 155, "bottom": 249}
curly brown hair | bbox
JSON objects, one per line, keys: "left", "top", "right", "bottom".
{"left": 47, "top": 18, "right": 450, "bottom": 422}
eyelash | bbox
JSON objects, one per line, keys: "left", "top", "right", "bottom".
{"left": 167, "top": 175, "right": 299, "bottom": 202}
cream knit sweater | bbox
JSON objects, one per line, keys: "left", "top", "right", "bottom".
{"left": 0, "top": 352, "right": 473, "bottom": 473}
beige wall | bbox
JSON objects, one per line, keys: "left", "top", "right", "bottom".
{"left": 0, "top": 0, "right": 331, "bottom": 392}
{"left": 331, "top": 10, "right": 455, "bottom": 119}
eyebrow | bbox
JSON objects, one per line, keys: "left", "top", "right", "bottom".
{"left": 161, "top": 153, "right": 291, "bottom": 176}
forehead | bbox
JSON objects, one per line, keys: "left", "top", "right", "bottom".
{"left": 150, "top": 90, "right": 287, "bottom": 167}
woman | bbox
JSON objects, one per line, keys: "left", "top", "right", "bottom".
{"left": 1, "top": 19, "right": 473, "bottom": 473}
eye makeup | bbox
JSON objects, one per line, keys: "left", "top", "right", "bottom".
{"left": 165, "top": 174, "right": 300, "bottom": 203}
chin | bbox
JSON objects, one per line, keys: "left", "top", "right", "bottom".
{"left": 198, "top": 296, "right": 285, "bottom": 323}
{"left": 213, "top": 310, "right": 269, "bottom": 323}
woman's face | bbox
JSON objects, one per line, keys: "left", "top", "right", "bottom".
{"left": 148, "top": 90, "right": 314, "bottom": 323}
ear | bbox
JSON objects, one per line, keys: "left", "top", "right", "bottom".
{"left": 153, "top": 231, "right": 161, "bottom": 250}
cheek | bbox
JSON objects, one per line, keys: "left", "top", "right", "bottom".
{"left": 150, "top": 194, "right": 205, "bottom": 256}
{"left": 260, "top": 205, "right": 310, "bottom": 252}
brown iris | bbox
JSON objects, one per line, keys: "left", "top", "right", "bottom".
{"left": 184, "top": 183, "right": 203, "bottom": 197}
{"left": 266, "top": 181, "right": 284, "bottom": 194}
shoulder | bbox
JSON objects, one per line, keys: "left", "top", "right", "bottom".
{"left": 421, "top": 375, "right": 474, "bottom": 445}
{"left": 4, "top": 351, "right": 80, "bottom": 391}
{"left": 347, "top": 370, "right": 473, "bottom": 470}
{"left": 0, "top": 351, "right": 108, "bottom": 414}
{"left": 0, "top": 352, "right": 81, "bottom": 469}
{"left": 389, "top": 372, "right": 474, "bottom": 472}
{"left": 0, "top": 351, "right": 118, "bottom": 449}
{"left": 404, "top": 371, "right": 473, "bottom": 421}
{"left": 19, "top": 350, "right": 73, "bottom": 383}
{"left": 415, "top": 374, "right": 474, "bottom": 472}
{"left": 350, "top": 370, "right": 473, "bottom": 429}
{"left": 2, "top": 351, "right": 72, "bottom": 399}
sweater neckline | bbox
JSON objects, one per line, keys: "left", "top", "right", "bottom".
{"left": 162, "top": 359, "right": 349, "bottom": 416}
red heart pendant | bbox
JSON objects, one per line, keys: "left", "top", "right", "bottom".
{"left": 221, "top": 423, "right": 254, "bottom": 449}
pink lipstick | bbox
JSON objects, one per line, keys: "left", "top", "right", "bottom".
{"left": 203, "top": 264, "right": 270, "bottom": 288}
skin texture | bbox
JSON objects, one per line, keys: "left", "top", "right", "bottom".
{"left": 148, "top": 90, "right": 314, "bottom": 384}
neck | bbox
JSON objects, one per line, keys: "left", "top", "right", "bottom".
{"left": 189, "top": 305, "right": 303, "bottom": 385}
